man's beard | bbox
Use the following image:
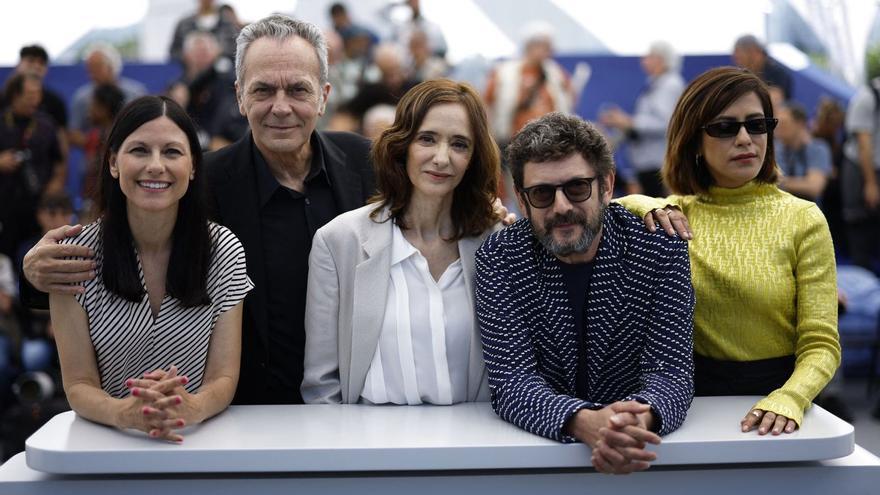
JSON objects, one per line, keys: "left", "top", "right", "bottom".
{"left": 534, "top": 203, "right": 605, "bottom": 257}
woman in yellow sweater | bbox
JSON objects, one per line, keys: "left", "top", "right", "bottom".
{"left": 617, "top": 67, "right": 840, "bottom": 436}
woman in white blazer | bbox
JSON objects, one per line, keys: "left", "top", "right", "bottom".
{"left": 302, "top": 79, "right": 502, "bottom": 404}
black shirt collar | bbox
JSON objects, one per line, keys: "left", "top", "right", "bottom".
{"left": 253, "top": 132, "right": 332, "bottom": 207}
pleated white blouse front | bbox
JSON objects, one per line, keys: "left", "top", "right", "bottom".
{"left": 360, "top": 225, "right": 473, "bottom": 405}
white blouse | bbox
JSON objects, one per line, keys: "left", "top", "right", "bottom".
{"left": 360, "top": 225, "right": 474, "bottom": 405}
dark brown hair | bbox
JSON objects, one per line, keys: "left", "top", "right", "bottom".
{"left": 97, "top": 95, "right": 211, "bottom": 306}
{"left": 506, "top": 112, "right": 615, "bottom": 192}
{"left": 663, "top": 66, "right": 779, "bottom": 195}
{"left": 369, "top": 79, "right": 500, "bottom": 240}
{"left": 3, "top": 73, "right": 40, "bottom": 104}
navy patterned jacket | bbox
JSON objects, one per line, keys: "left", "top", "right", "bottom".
{"left": 475, "top": 203, "right": 694, "bottom": 442}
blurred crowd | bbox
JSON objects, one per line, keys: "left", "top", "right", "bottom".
{"left": 1, "top": 0, "right": 879, "bottom": 457}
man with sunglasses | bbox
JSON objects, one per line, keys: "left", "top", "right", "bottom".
{"left": 475, "top": 112, "right": 694, "bottom": 475}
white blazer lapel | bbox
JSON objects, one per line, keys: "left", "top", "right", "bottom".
{"left": 459, "top": 228, "right": 496, "bottom": 401}
{"left": 347, "top": 211, "right": 393, "bottom": 403}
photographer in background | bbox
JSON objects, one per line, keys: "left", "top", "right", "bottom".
{"left": 0, "top": 252, "right": 21, "bottom": 413}
{"left": 15, "top": 193, "right": 75, "bottom": 377}
{"left": 0, "top": 73, "right": 65, "bottom": 262}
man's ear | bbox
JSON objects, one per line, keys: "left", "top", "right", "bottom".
{"left": 514, "top": 190, "right": 530, "bottom": 219}
{"left": 602, "top": 172, "right": 615, "bottom": 203}
{"left": 318, "top": 82, "right": 331, "bottom": 116}
{"left": 235, "top": 81, "right": 245, "bottom": 117}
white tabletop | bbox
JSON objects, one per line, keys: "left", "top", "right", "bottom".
{"left": 24, "top": 396, "right": 854, "bottom": 474}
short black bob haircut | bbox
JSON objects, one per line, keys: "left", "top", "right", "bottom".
{"left": 95, "top": 95, "right": 211, "bottom": 306}
{"left": 19, "top": 45, "right": 49, "bottom": 64}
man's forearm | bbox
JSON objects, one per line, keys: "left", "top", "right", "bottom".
{"left": 18, "top": 267, "right": 49, "bottom": 310}
{"left": 779, "top": 175, "right": 825, "bottom": 200}
{"left": 857, "top": 133, "right": 877, "bottom": 185}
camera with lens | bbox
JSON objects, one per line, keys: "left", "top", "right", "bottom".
{"left": 12, "top": 371, "right": 55, "bottom": 404}
{"left": 12, "top": 149, "right": 31, "bottom": 164}
{"left": 13, "top": 149, "right": 41, "bottom": 196}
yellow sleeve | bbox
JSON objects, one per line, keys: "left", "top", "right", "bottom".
{"left": 614, "top": 194, "right": 683, "bottom": 218}
{"left": 753, "top": 204, "right": 841, "bottom": 426}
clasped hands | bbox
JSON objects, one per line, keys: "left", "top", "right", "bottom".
{"left": 567, "top": 401, "right": 660, "bottom": 475}
{"left": 121, "top": 365, "right": 197, "bottom": 443}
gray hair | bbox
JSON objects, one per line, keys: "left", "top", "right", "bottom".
{"left": 235, "top": 14, "right": 329, "bottom": 85}
{"left": 519, "top": 20, "right": 554, "bottom": 50}
{"left": 363, "top": 103, "right": 396, "bottom": 128}
{"left": 183, "top": 31, "right": 220, "bottom": 56}
{"left": 648, "top": 40, "right": 681, "bottom": 73}
{"left": 734, "top": 34, "right": 766, "bottom": 54}
{"left": 83, "top": 42, "right": 122, "bottom": 78}
{"left": 506, "top": 112, "right": 615, "bottom": 190}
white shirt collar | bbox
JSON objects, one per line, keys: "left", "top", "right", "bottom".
{"left": 391, "top": 223, "right": 420, "bottom": 266}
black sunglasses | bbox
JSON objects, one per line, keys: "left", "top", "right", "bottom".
{"left": 519, "top": 177, "right": 596, "bottom": 209}
{"left": 702, "top": 118, "right": 778, "bottom": 138}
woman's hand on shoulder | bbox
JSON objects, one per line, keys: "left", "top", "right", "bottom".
{"left": 643, "top": 206, "right": 692, "bottom": 240}
{"left": 493, "top": 198, "right": 517, "bottom": 226}
{"left": 740, "top": 408, "right": 797, "bottom": 435}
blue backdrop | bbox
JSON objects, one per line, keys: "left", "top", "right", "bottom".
{"left": 0, "top": 54, "right": 856, "bottom": 202}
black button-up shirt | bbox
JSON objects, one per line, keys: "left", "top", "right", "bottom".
{"left": 253, "top": 135, "right": 338, "bottom": 403}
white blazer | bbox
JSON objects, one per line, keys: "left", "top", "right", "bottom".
{"left": 302, "top": 204, "right": 494, "bottom": 404}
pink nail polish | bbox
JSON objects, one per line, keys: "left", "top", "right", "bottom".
{"left": 142, "top": 407, "right": 150, "bottom": 415}
{"left": 125, "top": 379, "right": 133, "bottom": 388}
{"left": 132, "top": 388, "right": 139, "bottom": 397}
{"left": 179, "top": 376, "right": 189, "bottom": 385}
{"left": 175, "top": 396, "right": 182, "bottom": 405}
{"left": 177, "top": 419, "right": 185, "bottom": 427}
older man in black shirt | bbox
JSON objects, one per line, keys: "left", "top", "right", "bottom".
{"left": 252, "top": 140, "right": 337, "bottom": 401}
{"left": 22, "top": 15, "right": 375, "bottom": 405}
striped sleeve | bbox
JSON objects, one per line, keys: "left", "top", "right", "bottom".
{"left": 62, "top": 222, "right": 101, "bottom": 313}
{"left": 208, "top": 223, "right": 254, "bottom": 314}
{"left": 475, "top": 231, "right": 597, "bottom": 443}
{"left": 622, "top": 232, "right": 695, "bottom": 435}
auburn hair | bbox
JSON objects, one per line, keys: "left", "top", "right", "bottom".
{"left": 369, "top": 79, "right": 500, "bottom": 240}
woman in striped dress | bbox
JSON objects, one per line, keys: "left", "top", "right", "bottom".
{"left": 50, "top": 96, "right": 252, "bottom": 442}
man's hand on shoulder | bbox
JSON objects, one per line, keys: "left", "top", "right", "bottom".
{"left": 24, "top": 224, "right": 96, "bottom": 294}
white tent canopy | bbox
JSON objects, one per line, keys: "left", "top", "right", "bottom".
{"left": 1, "top": 0, "right": 877, "bottom": 84}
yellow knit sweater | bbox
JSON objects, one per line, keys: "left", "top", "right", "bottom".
{"left": 616, "top": 181, "right": 840, "bottom": 425}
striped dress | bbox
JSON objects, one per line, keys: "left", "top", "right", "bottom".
{"left": 64, "top": 221, "right": 253, "bottom": 398}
